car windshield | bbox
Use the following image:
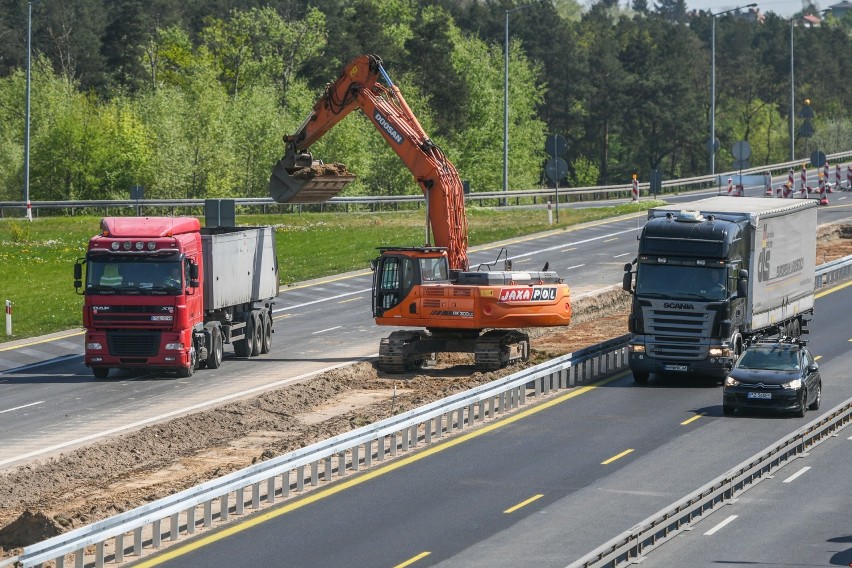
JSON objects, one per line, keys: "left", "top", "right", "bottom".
{"left": 737, "top": 348, "right": 800, "bottom": 371}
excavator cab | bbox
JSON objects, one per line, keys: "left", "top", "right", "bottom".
{"left": 371, "top": 247, "right": 449, "bottom": 317}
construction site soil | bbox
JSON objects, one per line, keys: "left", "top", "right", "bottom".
{"left": 1, "top": 223, "right": 850, "bottom": 557}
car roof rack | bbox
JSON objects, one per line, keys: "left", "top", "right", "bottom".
{"left": 749, "top": 335, "right": 808, "bottom": 347}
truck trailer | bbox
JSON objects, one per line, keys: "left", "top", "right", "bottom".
{"left": 74, "top": 216, "right": 279, "bottom": 379}
{"left": 622, "top": 196, "right": 818, "bottom": 383}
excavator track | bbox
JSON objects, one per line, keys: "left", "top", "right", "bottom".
{"left": 473, "top": 330, "right": 530, "bottom": 371}
{"left": 378, "top": 330, "right": 430, "bottom": 373}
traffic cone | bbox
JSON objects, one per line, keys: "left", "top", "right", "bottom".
{"left": 727, "top": 177, "right": 733, "bottom": 196}
{"left": 783, "top": 182, "right": 793, "bottom": 198}
{"left": 764, "top": 171, "right": 773, "bottom": 196}
{"left": 818, "top": 174, "right": 829, "bottom": 205}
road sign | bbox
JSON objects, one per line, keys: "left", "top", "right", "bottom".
{"left": 545, "top": 158, "right": 568, "bottom": 183}
{"left": 731, "top": 141, "right": 751, "bottom": 161}
{"left": 732, "top": 159, "right": 750, "bottom": 170}
{"left": 810, "top": 150, "right": 826, "bottom": 168}
{"left": 545, "top": 134, "right": 568, "bottom": 158}
{"left": 649, "top": 168, "right": 662, "bottom": 196}
{"left": 798, "top": 122, "right": 815, "bottom": 138}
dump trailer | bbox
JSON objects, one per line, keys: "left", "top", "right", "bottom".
{"left": 75, "top": 216, "right": 279, "bottom": 379}
{"left": 622, "top": 197, "right": 818, "bottom": 383}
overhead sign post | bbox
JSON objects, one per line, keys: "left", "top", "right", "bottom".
{"left": 545, "top": 134, "right": 568, "bottom": 223}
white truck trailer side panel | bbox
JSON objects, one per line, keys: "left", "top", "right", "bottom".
{"left": 201, "top": 227, "right": 279, "bottom": 312}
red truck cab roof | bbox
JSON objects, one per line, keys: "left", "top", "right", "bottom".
{"left": 99, "top": 217, "right": 201, "bottom": 238}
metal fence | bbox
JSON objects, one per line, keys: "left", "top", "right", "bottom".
{"left": 7, "top": 253, "right": 852, "bottom": 568}
{"left": 3, "top": 151, "right": 851, "bottom": 218}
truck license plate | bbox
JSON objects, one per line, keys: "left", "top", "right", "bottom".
{"left": 664, "top": 364, "right": 688, "bottom": 372}
{"left": 747, "top": 392, "right": 772, "bottom": 400}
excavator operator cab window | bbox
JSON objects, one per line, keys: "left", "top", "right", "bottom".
{"left": 420, "top": 257, "right": 449, "bottom": 282}
{"left": 373, "top": 255, "right": 418, "bottom": 315}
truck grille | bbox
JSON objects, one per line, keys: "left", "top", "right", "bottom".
{"left": 107, "top": 331, "right": 161, "bottom": 357}
{"left": 644, "top": 306, "right": 712, "bottom": 360}
{"left": 92, "top": 305, "right": 173, "bottom": 329}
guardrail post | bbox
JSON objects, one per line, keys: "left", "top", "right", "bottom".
{"left": 220, "top": 494, "right": 229, "bottom": 521}
{"left": 390, "top": 432, "right": 398, "bottom": 456}
{"left": 115, "top": 533, "right": 125, "bottom": 563}
{"left": 267, "top": 477, "right": 276, "bottom": 504}
{"left": 252, "top": 482, "right": 260, "bottom": 509}
{"left": 402, "top": 427, "right": 410, "bottom": 451}
{"left": 338, "top": 450, "right": 347, "bottom": 477}
{"left": 410, "top": 424, "right": 419, "bottom": 447}
{"left": 187, "top": 506, "right": 196, "bottom": 534}
{"left": 134, "top": 525, "right": 144, "bottom": 554}
{"left": 379, "top": 436, "right": 386, "bottom": 459}
{"left": 311, "top": 461, "right": 319, "bottom": 486}
{"left": 236, "top": 487, "right": 245, "bottom": 515}
{"left": 297, "top": 466, "right": 305, "bottom": 492}
{"left": 170, "top": 512, "right": 180, "bottom": 540}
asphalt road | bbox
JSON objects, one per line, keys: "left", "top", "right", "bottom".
{"left": 0, "top": 192, "right": 850, "bottom": 473}
{"left": 133, "top": 262, "right": 852, "bottom": 568}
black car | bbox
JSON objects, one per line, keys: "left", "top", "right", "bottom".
{"left": 722, "top": 340, "right": 821, "bottom": 417}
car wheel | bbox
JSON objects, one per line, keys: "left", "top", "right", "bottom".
{"left": 723, "top": 404, "right": 734, "bottom": 416}
{"left": 808, "top": 383, "right": 821, "bottom": 410}
{"left": 794, "top": 388, "right": 807, "bottom": 418}
{"left": 633, "top": 371, "right": 649, "bottom": 385}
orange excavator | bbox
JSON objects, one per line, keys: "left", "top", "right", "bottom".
{"left": 270, "top": 54, "right": 571, "bottom": 371}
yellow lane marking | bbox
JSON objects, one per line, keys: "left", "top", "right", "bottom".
{"left": 0, "top": 330, "right": 84, "bottom": 353}
{"left": 603, "top": 238, "right": 618, "bottom": 243}
{"left": 339, "top": 297, "right": 362, "bottom": 304}
{"left": 814, "top": 355, "right": 822, "bottom": 361}
{"left": 561, "top": 247, "right": 577, "bottom": 253}
{"left": 601, "top": 449, "right": 634, "bottom": 465}
{"left": 681, "top": 413, "right": 705, "bottom": 426}
{"left": 394, "top": 552, "right": 431, "bottom": 567}
{"left": 504, "top": 494, "right": 544, "bottom": 514}
{"left": 815, "top": 279, "right": 852, "bottom": 299}
{"left": 131, "top": 373, "right": 626, "bottom": 567}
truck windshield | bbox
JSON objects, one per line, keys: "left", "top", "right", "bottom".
{"left": 87, "top": 258, "right": 183, "bottom": 294}
{"left": 636, "top": 265, "right": 728, "bottom": 301}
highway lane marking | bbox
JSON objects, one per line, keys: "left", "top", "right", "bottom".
{"left": 561, "top": 247, "right": 577, "bottom": 253}
{"left": 814, "top": 355, "right": 822, "bottom": 361}
{"left": 393, "top": 552, "right": 431, "bottom": 567}
{"left": 0, "top": 357, "right": 372, "bottom": 468}
{"left": 565, "top": 264, "right": 586, "bottom": 270}
{"left": 274, "top": 287, "right": 372, "bottom": 313}
{"left": 130, "top": 373, "right": 627, "bottom": 567}
{"left": 338, "top": 296, "right": 362, "bottom": 304}
{"left": 0, "top": 401, "right": 44, "bottom": 414}
{"left": 601, "top": 449, "right": 634, "bottom": 465}
{"left": 603, "top": 238, "right": 618, "bottom": 243}
{"left": 504, "top": 494, "right": 544, "bottom": 514}
{"left": 815, "top": 279, "right": 852, "bottom": 299}
{"left": 703, "top": 514, "right": 738, "bottom": 536}
{"left": 613, "top": 252, "right": 630, "bottom": 258}
{"left": 0, "top": 354, "right": 82, "bottom": 376}
{"left": 783, "top": 466, "right": 811, "bottom": 483}
{"left": 312, "top": 326, "right": 343, "bottom": 335}
{"left": 0, "top": 331, "right": 84, "bottom": 353}
{"left": 681, "top": 413, "right": 705, "bottom": 425}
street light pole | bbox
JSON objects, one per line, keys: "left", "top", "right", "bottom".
{"left": 23, "top": 0, "right": 34, "bottom": 221}
{"left": 789, "top": 18, "right": 795, "bottom": 161}
{"left": 709, "top": 4, "right": 757, "bottom": 176}
{"left": 503, "top": 2, "right": 542, "bottom": 206}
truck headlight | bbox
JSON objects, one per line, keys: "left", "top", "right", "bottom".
{"left": 709, "top": 347, "right": 733, "bottom": 357}
{"left": 165, "top": 342, "right": 185, "bottom": 350}
{"left": 724, "top": 376, "right": 739, "bottom": 387}
{"left": 86, "top": 342, "right": 103, "bottom": 350}
{"left": 629, "top": 344, "right": 646, "bottom": 353}
{"left": 782, "top": 378, "right": 802, "bottom": 390}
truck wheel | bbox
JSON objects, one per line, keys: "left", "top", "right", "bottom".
{"left": 250, "top": 312, "right": 262, "bottom": 357}
{"left": 261, "top": 313, "right": 272, "bottom": 354}
{"left": 633, "top": 371, "right": 649, "bottom": 385}
{"left": 176, "top": 347, "right": 196, "bottom": 378}
{"left": 92, "top": 367, "right": 109, "bottom": 379}
{"left": 206, "top": 326, "right": 223, "bottom": 369}
{"left": 233, "top": 314, "right": 253, "bottom": 358}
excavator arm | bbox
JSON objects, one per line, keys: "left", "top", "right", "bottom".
{"left": 269, "top": 54, "right": 469, "bottom": 271}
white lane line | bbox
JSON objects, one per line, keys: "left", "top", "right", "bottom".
{"left": 565, "top": 264, "right": 586, "bottom": 270}
{"left": 783, "top": 467, "right": 811, "bottom": 483}
{"left": 0, "top": 354, "right": 83, "bottom": 375}
{"left": 0, "top": 357, "right": 373, "bottom": 468}
{"left": 613, "top": 252, "right": 630, "bottom": 258}
{"left": 0, "top": 401, "right": 45, "bottom": 414}
{"left": 312, "top": 326, "right": 342, "bottom": 335}
{"left": 704, "top": 515, "right": 738, "bottom": 536}
{"left": 496, "top": 226, "right": 641, "bottom": 264}
{"left": 274, "top": 288, "right": 371, "bottom": 313}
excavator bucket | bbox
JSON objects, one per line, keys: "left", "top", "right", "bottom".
{"left": 269, "top": 157, "right": 355, "bottom": 204}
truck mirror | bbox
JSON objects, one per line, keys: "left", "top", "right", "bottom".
{"left": 622, "top": 272, "right": 633, "bottom": 293}
{"left": 739, "top": 269, "right": 749, "bottom": 281}
{"left": 189, "top": 263, "right": 199, "bottom": 280}
{"left": 370, "top": 258, "right": 377, "bottom": 272}
{"left": 74, "top": 263, "right": 82, "bottom": 280}
{"left": 623, "top": 263, "right": 632, "bottom": 272}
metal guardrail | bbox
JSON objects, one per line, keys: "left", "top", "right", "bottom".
{"left": 567, "top": 398, "right": 852, "bottom": 568}
{"left": 2, "top": 152, "right": 850, "bottom": 216}
{"left": 9, "top": 254, "right": 852, "bottom": 568}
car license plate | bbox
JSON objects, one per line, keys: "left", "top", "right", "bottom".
{"left": 747, "top": 392, "right": 772, "bottom": 400}
{"left": 664, "top": 364, "right": 688, "bottom": 372}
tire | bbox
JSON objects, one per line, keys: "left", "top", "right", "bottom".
{"left": 176, "top": 348, "right": 195, "bottom": 378}
{"left": 723, "top": 404, "right": 734, "bottom": 416}
{"left": 233, "top": 315, "right": 253, "bottom": 358}
{"left": 261, "top": 312, "right": 272, "bottom": 354}
{"left": 250, "top": 312, "right": 262, "bottom": 357}
{"left": 808, "top": 383, "right": 821, "bottom": 410}
{"left": 206, "top": 326, "right": 223, "bottom": 369}
{"left": 633, "top": 371, "right": 650, "bottom": 385}
{"left": 794, "top": 388, "right": 807, "bottom": 418}
{"left": 92, "top": 367, "right": 109, "bottom": 379}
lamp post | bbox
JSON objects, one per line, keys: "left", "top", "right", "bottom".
{"left": 503, "top": 2, "right": 541, "bottom": 205}
{"left": 709, "top": 3, "right": 757, "bottom": 176}
{"left": 789, "top": 18, "right": 795, "bottom": 161}
{"left": 23, "top": 0, "right": 36, "bottom": 222}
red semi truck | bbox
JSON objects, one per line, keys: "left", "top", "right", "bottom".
{"left": 74, "top": 216, "right": 279, "bottom": 379}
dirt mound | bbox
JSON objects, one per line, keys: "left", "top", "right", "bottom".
{"left": 292, "top": 162, "right": 353, "bottom": 178}
{"left": 0, "top": 510, "right": 62, "bottom": 550}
